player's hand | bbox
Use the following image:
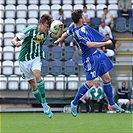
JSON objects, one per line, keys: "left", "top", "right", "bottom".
{"left": 58, "top": 22, "right": 64, "bottom": 28}
{"left": 15, "top": 41, "right": 22, "bottom": 47}
{"left": 54, "top": 40, "right": 60, "bottom": 46}
{"left": 106, "top": 40, "right": 112, "bottom": 45}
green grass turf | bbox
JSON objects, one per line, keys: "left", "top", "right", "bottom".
{"left": 0, "top": 112, "right": 133, "bottom": 133}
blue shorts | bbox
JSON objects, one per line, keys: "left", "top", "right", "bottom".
{"left": 83, "top": 50, "right": 113, "bottom": 80}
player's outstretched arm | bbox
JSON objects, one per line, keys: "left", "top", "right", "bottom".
{"left": 86, "top": 40, "right": 112, "bottom": 48}
{"left": 51, "top": 23, "right": 64, "bottom": 38}
{"left": 11, "top": 37, "right": 22, "bottom": 47}
{"left": 54, "top": 32, "right": 68, "bottom": 46}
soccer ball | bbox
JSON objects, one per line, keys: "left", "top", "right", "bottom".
{"left": 50, "top": 20, "right": 62, "bottom": 34}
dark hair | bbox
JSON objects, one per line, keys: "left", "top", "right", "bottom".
{"left": 71, "top": 9, "right": 83, "bottom": 24}
{"left": 103, "top": 7, "right": 107, "bottom": 10}
{"left": 39, "top": 14, "right": 52, "bottom": 27}
{"left": 83, "top": 5, "right": 87, "bottom": 8}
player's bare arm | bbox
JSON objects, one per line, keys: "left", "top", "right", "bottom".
{"left": 86, "top": 40, "right": 112, "bottom": 48}
{"left": 54, "top": 32, "right": 68, "bottom": 46}
{"left": 51, "top": 23, "right": 64, "bottom": 38}
{"left": 11, "top": 37, "right": 22, "bottom": 47}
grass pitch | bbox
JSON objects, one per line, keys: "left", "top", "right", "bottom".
{"left": 0, "top": 112, "right": 133, "bottom": 133}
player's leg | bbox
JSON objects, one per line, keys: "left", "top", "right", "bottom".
{"left": 32, "top": 57, "right": 47, "bottom": 104}
{"left": 101, "top": 72, "right": 124, "bottom": 112}
{"left": 20, "top": 59, "right": 52, "bottom": 117}
{"left": 33, "top": 70, "right": 53, "bottom": 118}
{"left": 20, "top": 61, "right": 43, "bottom": 104}
{"left": 101, "top": 72, "right": 114, "bottom": 105}
{"left": 72, "top": 82, "right": 93, "bottom": 106}
{"left": 29, "top": 79, "right": 42, "bottom": 103}
{"left": 28, "top": 78, "right": 52, "bottom": 118}
{"left": 32, "top": 57, "right": 53, "bottom": 118}
{"left": 70, "top": 84, "right": 89, "bottom": 116}
{"left": 71, "top": 80, "right": 94, "bottom": 117}
{"left": 33, "top": 70, "right": 46, "bottom": 104}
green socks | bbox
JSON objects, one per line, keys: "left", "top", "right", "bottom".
{"left": 36, "top": 80, "right": 46, "bottom": 104}
{"left": 32, "top": 89, "right": 41, "bottom": 103}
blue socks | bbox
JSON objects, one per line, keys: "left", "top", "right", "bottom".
{"left": 103, "top": 82, "right": 115, "bottom": 105}
{"left": 73, "top": 81, "right": 115, "bottom": 106}
{"left": 73, "top": 82, "right": 115, "bottom": 106}
{"left": 73, "top": 83, "right": 89, "bottom": 106}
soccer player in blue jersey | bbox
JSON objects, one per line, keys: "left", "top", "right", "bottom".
{"left": 11, "top": 14, "right": 64, "bottom": 118}
{"left": 54, "top": 9, "right": 124, "bottom": 117}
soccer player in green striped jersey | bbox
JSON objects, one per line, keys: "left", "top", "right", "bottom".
{"left": 11, "top": 14, "right": 64, "bottom": 118}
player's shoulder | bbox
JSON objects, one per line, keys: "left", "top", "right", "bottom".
{"left": 80, "top": 25, "right": 86, "bottom": 33}
{"left": 21, "top": 26, "right": 37, "bottom": 33}
{"left": 78, "top": 25, "right": 89, "bottom": 35}
{"left": 23, "top": 26, "right": 36, "bottom": 30}
{"left": 68, "top": 23, "right": 74, "bottom": 29}
{"left": 66, "top": 23, "right": 74, "bottom": 35}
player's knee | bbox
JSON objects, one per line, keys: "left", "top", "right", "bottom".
{"left": 30, "top": 84, "right": 36, "bottom": 90}
{"left": 85, "top": 81, "right": 95, "bottom": 88}
{"left": 34, "top": 72, "right": 41, "bottom": 81}
{"left": 103, "top": 77, "right": 111, "bottom": 82}
{"left": 35, "top": 76, "right": 41, "bottom": 81}
{"left": 33, "top": 70, "right": 41, "bottom": 82}
{"left": 28, "top": 80, "right": 36, "bottom": 90}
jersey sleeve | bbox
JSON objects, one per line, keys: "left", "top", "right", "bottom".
{"left": 80, "top": 26, "right": 104, "bottom": 45}
{"left": 16, "top": 26, "right": 32, "bottom": 41}
{"left": 66, "top": 23, "right": 74, "bottom": 36}
{"left": 88, "top": 26, "right": 104, "bottom": 42}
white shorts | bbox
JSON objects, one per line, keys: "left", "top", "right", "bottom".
{"left": 19, "top": 57, "right": 42, "bottom": 81}
{"left": 117, "top": 99, "right": 130, "bottom": 105}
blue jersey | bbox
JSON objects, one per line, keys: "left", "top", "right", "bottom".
{"left": 66, "top": 23, "right": 104, "bottom": 62}
{"left": 66, "top": 23, "right": 113, "bottom": 80}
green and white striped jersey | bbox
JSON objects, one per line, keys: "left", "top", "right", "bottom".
{"left": 89, "top": 86, "right": 105, "bottom": 100}
{"left": 16, "top": 26, "right": 52, "bottom": 61}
